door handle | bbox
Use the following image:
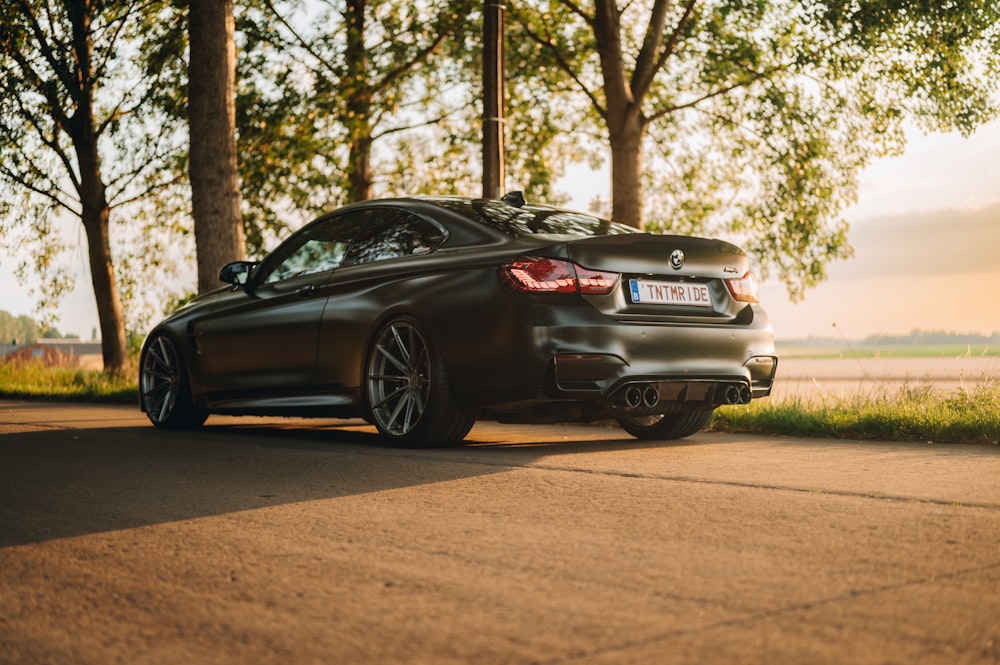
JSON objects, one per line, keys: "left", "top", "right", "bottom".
{"left": 295, "top": 284, "right": 318, "bottom": 297}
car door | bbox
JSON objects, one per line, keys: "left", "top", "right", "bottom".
{"left": 191, "top": 212, "right": 356, "bottom": 395}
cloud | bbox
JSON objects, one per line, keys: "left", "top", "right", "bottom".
{"left": 833, "top": 202, "right": 1000, "bottom": 280}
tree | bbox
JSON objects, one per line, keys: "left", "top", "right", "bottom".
{"left": 189, "top": 0, "right": 246, "bottom": 294}
{"left": 231, "top": 0, "right": 590, "bottom": 250}
{"left": 0, "top": 311, "right": 40, "bottom": 345}
{"left": 0, "top": 1, "right": 185, "bottom": 373}
{"left": 238, "top": 0, "right": 477, "bottom": 215}
{"left": 509, "top": 0, "right": 1000, "bottom": 297}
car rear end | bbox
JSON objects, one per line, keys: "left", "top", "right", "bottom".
{"left": 499, "top": 232, "right": 776, "bottom": 417}
{"left": 421, "top": 197, "right": 777, "bottom": 424}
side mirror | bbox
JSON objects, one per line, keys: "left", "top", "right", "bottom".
{"left": 218, "top": 261, "right": 257, "bottom": 286}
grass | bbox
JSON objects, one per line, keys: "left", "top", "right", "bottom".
{"left": 2, "top": 360, "right": 998, "bottom": 445}
{"left": 712, "top": 380, "right": 1000, "bottom": 445}
{"left": 0, "top": 360, "right": 137, "bottom": 404}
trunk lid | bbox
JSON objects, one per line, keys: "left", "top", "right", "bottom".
{"left": 562, "top": 233, "right": 754, "bottom": 322}
{"left": 563, "top": 233, "right": 749, "bottom": 278}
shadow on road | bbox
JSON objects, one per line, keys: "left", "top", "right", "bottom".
{"left": 0, "top": 414, "right": 684, "bottom": 548}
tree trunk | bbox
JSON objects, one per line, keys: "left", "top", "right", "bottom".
{"left": 76, "top": 135, "right": 128, "bottom": 373}
{"left": 82, "top": 205, "right": 129, "bottom": 374}
{"left": 345, "top": 0, "right": 374, "bottom": 202}
{"left": 482, "top": 0, "right": 505, "bottom": 199}
{"left": 593, "top": 0, "right": 646, "bottom": 229}
{"left": 348, "top": 131, "right": 373, "bottom": 202}
{"left": 608, "top": 112, "right": 646, "bottom": 229}
{"left": 189, "top": 0, "right": 245, "bottom": 294}
{"left": 67, "top": 1, "right": 128, "bottom": 374}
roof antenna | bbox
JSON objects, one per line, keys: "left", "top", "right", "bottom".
{"left": 501, "top": 190, "right": 525, "bottom": 208}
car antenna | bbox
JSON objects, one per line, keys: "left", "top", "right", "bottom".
{"left": 501, "top": 190, "right": 525, "bottom": 208}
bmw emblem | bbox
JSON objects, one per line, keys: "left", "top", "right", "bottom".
{"left": 669, "top": 249, "right": 685, "bottom": 270}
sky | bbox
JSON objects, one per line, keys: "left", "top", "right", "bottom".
{"left": 2, "top": 119, "right": 999, "bottom": 341}
{"left": 758, "top": 121, "right": 1000, "bottom": 340}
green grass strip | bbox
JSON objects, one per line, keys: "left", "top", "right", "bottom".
{"left": 713, "top": 381, "right": 1000, "bottom": 444}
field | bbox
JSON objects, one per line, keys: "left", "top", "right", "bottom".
{"left": 773, "top": 355, "right": 999, "bottom": 402}
{"left": 776, "top": 341, "right": 1000, "bottom": 359}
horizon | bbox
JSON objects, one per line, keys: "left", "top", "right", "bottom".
{"left": 3, "top": 325, "right": 998, "bottom": 344}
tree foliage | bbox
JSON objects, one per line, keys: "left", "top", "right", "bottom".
{"left": 508, "top": 0, "right": 1000, "bottom": 298}
{"left": 0, "top": 0, "right": 188, "bottom": 370}
{"left": 3, "top": 0, "right": 999, "bottom": 338}
{"left": 232, "top": 0, "right": 604, "bottom": 253}
{"left": 0, "top": 311, "right": 40, "bottom": 345}
{"left": 230, "top": 0, "right": 484, "bottom": 253}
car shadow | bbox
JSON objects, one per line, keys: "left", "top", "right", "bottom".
{"left": 0, "top": 417, "right": 695, "bottom": 548}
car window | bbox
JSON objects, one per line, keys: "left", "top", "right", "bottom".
{"left": 342, "top": 209, "right": 447, "bottom": 267}
{"left": 263, "top": 239, "right": 348, "bottom": 283}
{"left": 257, "top": 207, "right": 447, "bottom": 284}
{"left": 259, "top": 216, "right": 354, "bottom": 285}
{"left": 429, "top": 198, "right": 637, "bottom": 237}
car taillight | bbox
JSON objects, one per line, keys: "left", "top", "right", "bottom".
{"left": 576, "top": 266, "right": 619, "bottom": 294}
{"left": 725, "top": 271, "right": 759, "bottom": 303}
{"left": 502, "top": 257, "right": 618, "bottom": 295}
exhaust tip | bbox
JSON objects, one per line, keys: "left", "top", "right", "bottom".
{"left": 720, "top": 383, "right": 752, "bottom": 405}
{"left": 642, "top": 385, "right": 659, "bottom": 407}
{"left": 624, "top": 385, "right": 643, "bottom": 409}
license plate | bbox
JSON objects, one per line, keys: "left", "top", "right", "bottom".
{"left": 629, "top": 279, "right": 711, "bottom": 306}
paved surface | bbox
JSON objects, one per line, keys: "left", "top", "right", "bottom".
{"left": 1, "top": 400, "right": 999, "bottom": 664}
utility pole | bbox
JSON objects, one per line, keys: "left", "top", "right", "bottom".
{"left": 482, "top": 1, "right": 505, "bottom": 199}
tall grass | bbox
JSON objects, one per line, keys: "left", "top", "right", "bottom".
{"left": 712, "top": 380, "right": 1000, "bottom": 445}
{"left": 0, "top": 360, "right": 137, "bottom": 404}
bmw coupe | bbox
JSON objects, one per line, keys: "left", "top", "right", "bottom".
{"left": 139, "top": 194, "right": 777, "bottom": 446}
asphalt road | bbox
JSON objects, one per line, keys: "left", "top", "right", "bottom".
{"left": 1, "top": 400, "right": 999, "bottom": 664}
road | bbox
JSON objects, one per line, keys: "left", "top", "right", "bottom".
{"left": 1, "top": 400, "right": 999, "bottom": 664}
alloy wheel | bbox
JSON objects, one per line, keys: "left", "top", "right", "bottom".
{"left": 140, "top": 334, "right": 181, "bottom": 425}
{"left": 367, "top": 320, "right": 432, "bottom": 437}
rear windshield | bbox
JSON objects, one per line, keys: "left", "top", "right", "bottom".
{"left": 429, "top": 198, "right": 637, "bottom": 237}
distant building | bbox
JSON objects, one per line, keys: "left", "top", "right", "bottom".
{"left": 0, "top": 339, "right": 103, "bottom": 371}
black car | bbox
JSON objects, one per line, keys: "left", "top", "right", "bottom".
{"left": 139, "top": 194, "right": 777, "bottom": 446}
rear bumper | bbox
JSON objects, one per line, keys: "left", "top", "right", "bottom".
{"left": 544, "top": 310, "right": 776, "bottom": 392}
{"left": 550, "top": 354, "right": 778, "bottom": 401}
{"left": 449, "top": 300, "right": 777, "bottom": 413}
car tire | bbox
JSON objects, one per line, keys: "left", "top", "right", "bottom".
{"left": 617, "top": 409, "right": 714, "bottom": 440}
{"left": 365, "top": 317, "right": 475, "bottom": 447}
{"left": 139, "top": 333, "right": 208, "bottom": 429}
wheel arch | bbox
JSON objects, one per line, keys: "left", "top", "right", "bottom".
{"left": 357, "top": 307, "right": 436, "bottom": 419}
{"left": 360, "top": 313, "right": 475, "bottom": 446}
